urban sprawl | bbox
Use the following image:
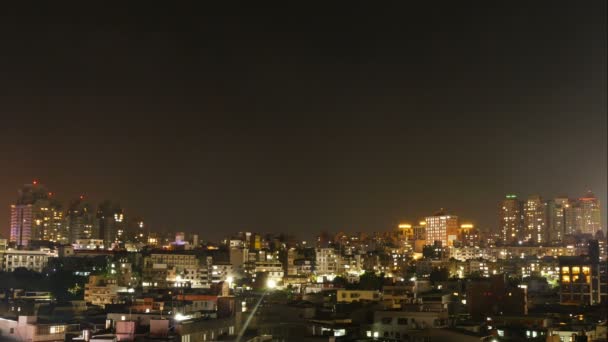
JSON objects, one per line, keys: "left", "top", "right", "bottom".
{"left": 0, "top": 181, "right": 606, "bottom": 341}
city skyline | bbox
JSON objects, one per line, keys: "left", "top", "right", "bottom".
{"left": 3, "top": 179, "right": 604, "bottom": 244}
{"left": 0, "top": 3, "right": 606, "bottom": 341}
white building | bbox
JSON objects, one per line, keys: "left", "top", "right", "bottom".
{"left": 450, "top": 247, "right": 495, "bottom": 262}
{"left": 0, "top": 249, "right": 55, "bottom": 272}
{"left": 253, "top": 260, "right": 284, "bottom": 283}
{"left": 0, "top": 316, "right": 74, "bottom": 342}
{"left": 144, "top": 254, "right": 233, "bottom": 289}
{"left": 315, "top": 248, "right": 340, "bottom": 276}
{"left": 371, "top": 308, "right": 448, "bottom": 340}
{"left": 178, "top": 260, "right": 233, "bottom": 289}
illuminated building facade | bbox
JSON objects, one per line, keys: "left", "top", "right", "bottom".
{"left": 547, "top": 197, "right": 568, "bottom": 242}
{"left": 412, "top": 222, "right": 426, "bottom": 241}
{"left": 565, "top": 202, "right": 583, "bottom": 235}
{"left": 10, "top": 204, "right": 33, "bottom": 247}
{"left": 315, "top": 247, "right": 340, "bottom": 276}
{"left": 558, "top": 255, "right": 607, "bottom": 305}
{"left": 578, "top": 191, "right": 601, "bottom": 235}
{"left": 0, "top": 249, "right": 54, "bottom": 272}
{"left": 40, "top": 202, "right": 66, "bottom": 244}
{"left": 523, "top": 195, "right": 547, "bottom": 243}
{"left": 458, "top": 223, "right": 479, "bottom": 247}
{"left": 397, "top": 223, "right": 413, "bottom": 240}
{"left": 499, "top": 194, "right": 522, "bottom": 243}
{"left": 10, "top": 181, "right": 66, "bottom": 246}
{"left": 425, "top": 210, "right": 459, "bottom": 247}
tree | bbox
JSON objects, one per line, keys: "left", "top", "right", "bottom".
{"left": 422, "top": 245, "right": 437, "bottom": 259}
{"left": 429, "top": 267, "right": 448, "bottom": 283}
{"left": 358, "top": 272, "right": 384, "bottom": 291}
{"left": 332, "top": 276, "right": 348, "bottom": 289}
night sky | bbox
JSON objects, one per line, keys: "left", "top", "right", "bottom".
{"left": 1, "top": 3, "right": 606, "bottom": 241}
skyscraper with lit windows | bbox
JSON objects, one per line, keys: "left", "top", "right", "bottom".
{"left": 499, "top": 194, "right": 522, "bottom": 243}
{"left": 425, "top": 210, "right": 459, "bottom": 247}
{"left": 523, "top": 195, "right": 547, "bottom": 243}
{"left": 10, "top": 181, "right": 66, "bottom": 246}
{"left": 10, "top": 203, "right": 33, "bottom": 247}
{"left": 578, "top": 191, "right": 601, "bottom": 235}
{"left": 547, "top": 197, "right": 568, "bottom": 242}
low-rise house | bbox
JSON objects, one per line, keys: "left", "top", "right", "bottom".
{"left": 371, "top": 307, "right": 449, "bottom": 340}
{"left": 0, "top": 315, "right": 78, "bottom": 342}
{"left": 84, "top": 275, "right": 126, "bottom": 307}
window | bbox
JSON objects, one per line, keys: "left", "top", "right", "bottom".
{"left": 397, "top": 318, "right": 408, "bottom": 325}
{"left": 562, "top": 275, "right": 570, "bottom": 283}
{"left": 572, "top": 267, "right": 580, "bottom": 274}
{"left": 49, "top": 326, "right": 66, "bottom": 334}
{"left": 381, "top": 317, "right": 393, "bottom": 325}
{"left": 582, "top": 266, "right": 590, "bottom": 275}
{"left": 561, "top": 266, "right": 569, "bottom": 274}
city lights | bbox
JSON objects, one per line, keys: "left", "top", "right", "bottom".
{"left": 0, "top": 4, "right": 604, "bottom": 340}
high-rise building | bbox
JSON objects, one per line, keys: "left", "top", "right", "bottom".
{"left": 523, "top": 195, "right": 547, "bottom": 244}
{"left": 10, "top": 204, "right": 33, "bottom": 247}
{"left": 40, "top": 200, "right": 66, "bottom": 244}
{"left": 97, "top": 201, "right": 124, "bottom": 247}
{"left": 499, "top": 194, "right": 522, "bottom": 243}
{"left": 412, "top": 221, "right": 426, "bottom": 241}
{"left": 10, "top": 181, "right": 66, "bottom": 246}
{"left": 565, "top": 201, "right": 583, "bottom": 236}
{"left": 126, "top": 216, "right": 146, "bottom": 243}
{"left": 424, "top": 210, "right": 459, "bottom": 247}
{"left": 458, "top": 223, "right": 479, "bottom": 247}
{"left": 66, "top": 197, "right": 96, "bottom": 243}
{"left": 397, "top": 223, "right": 414, "bottom": 240}
{"left": 547, "top": 197, "right": 568, "bottom": 242}
{"left": 578, "top": 191, "right": 601, "bottom": 235}
{"left": 562, "top": 191, "right": 602, "bottom": 236}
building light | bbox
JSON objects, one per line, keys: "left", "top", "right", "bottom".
{"left": 174, "top": 313, "right": 191, "bottom": 321}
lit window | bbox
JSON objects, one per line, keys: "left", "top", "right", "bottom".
{"left": 562, "top": 275, "right": 570, "bottom": 283}
{"left": 561, "top": 266, "right": 569, "bottom": 274}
